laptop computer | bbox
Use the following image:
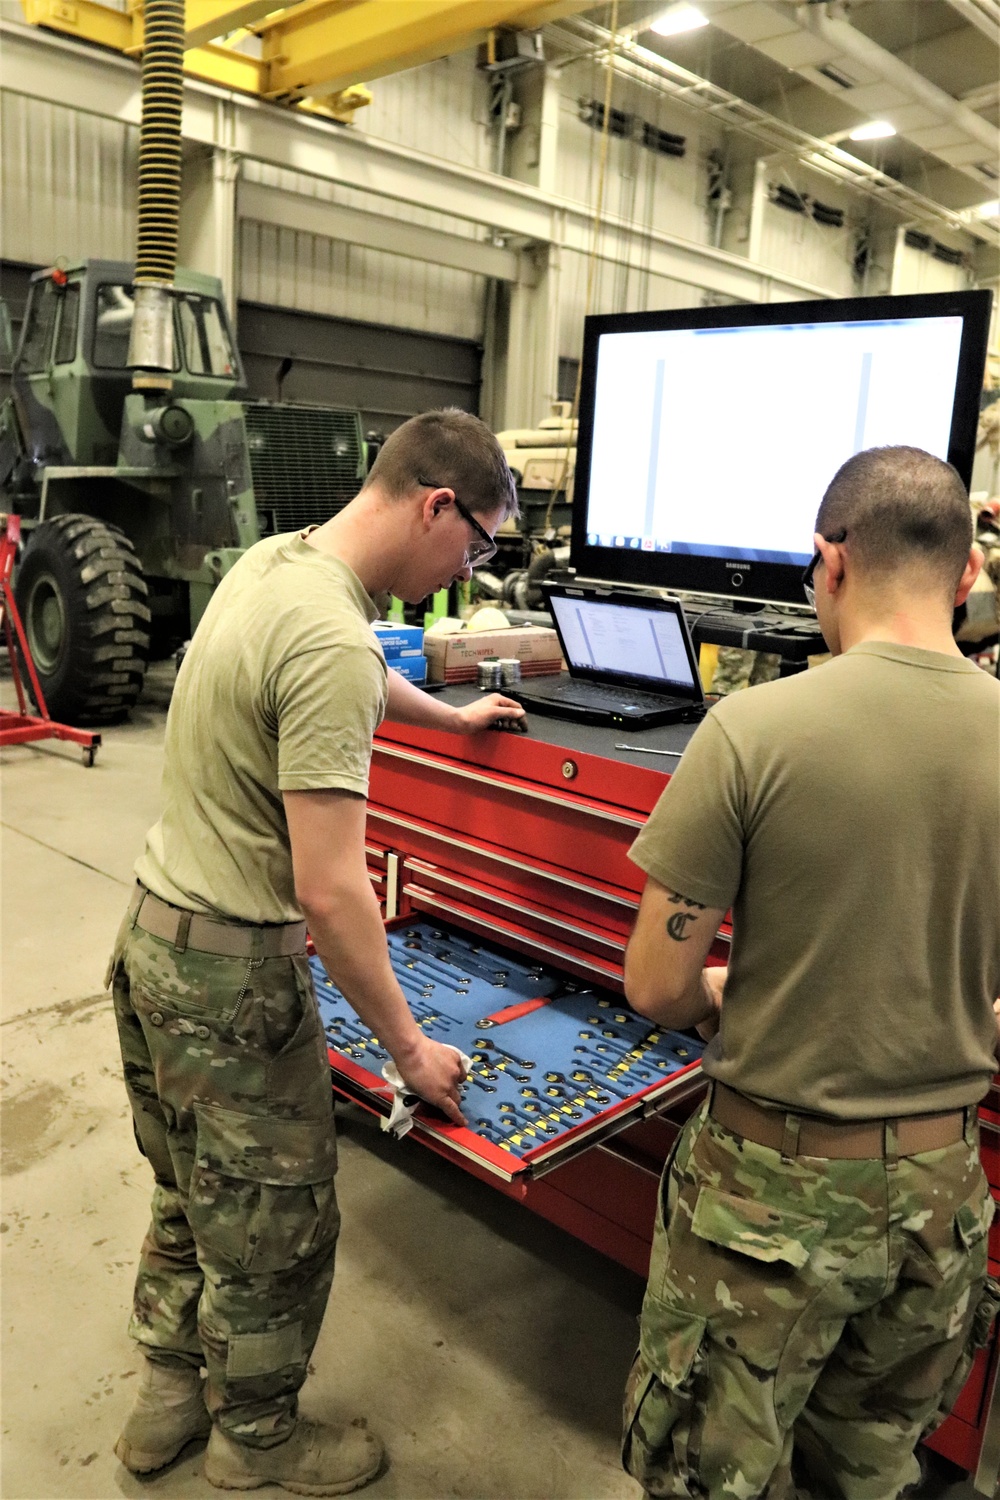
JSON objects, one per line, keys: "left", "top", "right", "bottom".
{"left": 508, "top": 585, "right": 706, "bottom": 729}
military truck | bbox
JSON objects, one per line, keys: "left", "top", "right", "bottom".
{"left": 0, "top": 259, "right": 367, "bottom": 723}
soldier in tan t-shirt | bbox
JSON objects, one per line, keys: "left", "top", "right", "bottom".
{"left": 108, "top": 411, "right": 526, "bottom": 1494}
{"left": 621, "top": 446, "right": 1000, "bottom": 1500}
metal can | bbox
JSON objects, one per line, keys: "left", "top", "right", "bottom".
{"left": 477, "top": 658, "right": 502, "bottom": 690}
{"left": 498, "top": 657, "right": 522, "bottom": 687}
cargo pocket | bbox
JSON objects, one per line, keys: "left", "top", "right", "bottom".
{"left": 924, "top": 1188, "right": 1000, "bottom": 1431}
{"left": 691, "top": 1186, "right": 828, "bottom": 1430}
{"left": 187, "top": 1103, "right": 339, "bottom": 1275}
{"left": 621, "top": 1293, "right": 707, "bottom": 1495}
{"left": 691, "top": 1186, "right": 826, "bottom": 1270}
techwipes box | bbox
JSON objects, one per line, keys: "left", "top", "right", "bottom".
{"left": 424, "top": 626, "right": 562, "bottom": 684}
{"left": 372, "top": 621, "right": 424, "bottom": 657}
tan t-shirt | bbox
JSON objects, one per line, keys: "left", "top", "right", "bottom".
{"left": 629, "top": 643, "right": 1000, "bottom": 1119}
{"left": 136, "top": 532, "right": 387, "bottom": 923}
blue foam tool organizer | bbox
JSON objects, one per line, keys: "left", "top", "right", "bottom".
{"left": 312, "top": 918, "right": 703, "bottom": 1158}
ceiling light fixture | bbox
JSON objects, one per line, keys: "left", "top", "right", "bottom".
{"left": 849, "top": 120, "right": 897, "bottom": 142}
{"left": 650, "top": 4, "right": 709, "bottom": 38}
{"left": 974, "top": 199, "right": 1000, "bottom": 219}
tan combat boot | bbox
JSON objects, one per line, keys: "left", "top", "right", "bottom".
{"left": 114, "top": 1355, "right": 212, "bottom": 1472}
{"left": 203, "top": 1416, "right": 383, "bottom": 1495}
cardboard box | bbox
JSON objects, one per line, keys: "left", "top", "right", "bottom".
{"left": 373, "top": 622, "right": 425, "bottom": 656}
{"left": 424, "top": 626, "right": 563, "bottom": 684}
{"left": 390, "top": 654, "right": 428, "bottom": 683}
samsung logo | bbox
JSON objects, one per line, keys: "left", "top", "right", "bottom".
{"left": 725, "top": 561, "right": 751, "bottom": 570}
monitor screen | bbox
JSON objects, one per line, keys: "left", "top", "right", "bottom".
{"left": 570, "top": 290, "right": 992, "bottom": 607}
{"left": 548, "top": 590, "right": 698, "bottom": 692}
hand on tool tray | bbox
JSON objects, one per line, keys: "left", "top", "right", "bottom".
{"left": 394, "top": 1033, "right": 469, "bottom": 1126}
{"left": 452, "top": 693, "right": 525, "bottom": 735}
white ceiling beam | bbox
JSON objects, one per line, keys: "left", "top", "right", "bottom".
{"left": 961, "top": 80, "right": 1000, "bottom": 113}
{"left": 942, "top": 0, "right": 1000, "bottom": 48}
{"left": 796, "top": 3, "right": 999, "bottom": 162}
{"left": 237, "top": 181, "right": 521, "bottom": 281}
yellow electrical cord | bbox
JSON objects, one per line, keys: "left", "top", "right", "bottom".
{"left": 544, "top": 0, "right": 619, "bottom": 538}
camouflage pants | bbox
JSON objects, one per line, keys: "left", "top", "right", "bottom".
{"left": 108, "top": 903, "right": 340, "bottom": 1448}
{"left": 622, "top": 1096, "right": 999, "bottom": 1500}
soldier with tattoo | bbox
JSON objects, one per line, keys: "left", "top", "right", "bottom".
{"left": 620, "top": 446, "right": 1000, "bottom": 1500}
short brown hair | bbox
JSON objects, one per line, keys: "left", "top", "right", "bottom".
{"left": 365, "top": 408, "right": 519, "bottom": 521}
{"left": 815, "top": 446, "right": 971, "bottom": 590}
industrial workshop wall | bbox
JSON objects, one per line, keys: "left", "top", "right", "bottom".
{"left": 2, "top": 40, "right": 979, "bottom": 433}
{"left": 237, "top": 301, "right": 482, "bottom": 434}
{"left": 0, "top": 92, "right": 138, "bottom": 267}
{"left": 549, "top": 70, "right": 730, "bottom": 356}
{"left": 238, "top": 163, "right": 487, "bottom": 345}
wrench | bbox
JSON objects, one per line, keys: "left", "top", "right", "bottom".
{"left": 473, "top": 1039, "right": 535, "bottom": 1069}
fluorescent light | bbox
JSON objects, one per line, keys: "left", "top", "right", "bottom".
{"left": 848, "top": 120, "right": 896, "bottom": 141}
{"left": 650, "top": 4, "right": 709, "bottom": 38}
{"left": 974, "top": 199, "right": 1000, "bottom": 219}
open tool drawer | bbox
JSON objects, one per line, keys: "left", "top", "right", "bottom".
{"left": 316, "top": 914, "right": 706, "bottom": 1189}
{"left": 318, "top": 707, "right": 724, "bottom": 1269}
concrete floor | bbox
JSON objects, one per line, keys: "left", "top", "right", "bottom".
{"left": 0, "top": 663, "right": 983, "bottom": 1500}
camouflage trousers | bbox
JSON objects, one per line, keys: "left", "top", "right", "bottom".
{"left": 622, "top": 1094, "right": 999, "bottom": 1500}
{"left": 108, "top": 898, "right": 340, "bottom": 1448}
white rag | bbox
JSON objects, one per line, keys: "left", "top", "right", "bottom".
{"left": 380, "top": 1048, "right": 472, "bottom": 1138}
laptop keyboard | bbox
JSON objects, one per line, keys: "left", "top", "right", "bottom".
{"left": 543, "top": 681, "right": 687, "bottom": 711}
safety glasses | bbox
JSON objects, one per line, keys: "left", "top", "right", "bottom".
{"left": 419, "top": 478, "right": 497, "bottom": 566}
{"left": 802, "top": 529, "right": 847, "bottom": 609}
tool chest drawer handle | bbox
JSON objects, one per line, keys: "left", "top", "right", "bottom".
{"left": 405, "top": 858, "right": 627, "bottom": 953}
{"left": 367, "top": 807, "right": 640, "bottom": 909}
{"left": 373, "top": 743, "right": 645, "bottom": 829}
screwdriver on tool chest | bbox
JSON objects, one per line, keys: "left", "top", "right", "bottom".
{"left": 614, "top": 744, "right": 683, "bottom": 757}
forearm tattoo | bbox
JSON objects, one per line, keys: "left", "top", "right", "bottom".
{"left": 665, "top": 889, "right": 706, "bottom": 943}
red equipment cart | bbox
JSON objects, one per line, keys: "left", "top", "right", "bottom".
{"left": 0, "top": 513, "right": 100, "bottom": 766}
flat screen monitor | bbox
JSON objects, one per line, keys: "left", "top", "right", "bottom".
{"left": 570, "top": 289, "right": 993, "bottom": 608}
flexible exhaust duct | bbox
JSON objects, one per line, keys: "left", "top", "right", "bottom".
{"left": 128, "top": 0, "right": 185, "bottom": 387}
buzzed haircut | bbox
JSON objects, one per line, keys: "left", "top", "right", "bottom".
{"left": 815, "top": 446, "right": 971, "bottom": 591}
{"left": 365, "top": 408, "right": 519, "bottom": 522}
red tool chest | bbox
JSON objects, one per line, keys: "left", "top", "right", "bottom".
{"left": 324, "top": 691, "right": 1000, "bottom": 1492}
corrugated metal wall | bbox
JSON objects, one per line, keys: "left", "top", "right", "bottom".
{"left": 890, "top": 229, "right": 972, "bottom": 295}
{"left": 238, "top": 161, "right": 486, "bottom": 342}
{"left": 551, "top": 72, "right": 723, "bottom": 357}
{"left": 554, "top": 75, "right": 713, "bottom": 246}
{"left": 355, "top": 47, "right": 491, "bottom": 172}
{"left": 238, "top": 47, "right": 492, "bottom": 342}
{"left": 0, "top": 93, "right": 138, "bottom": 265}
{"left": 752, "top": 164, "right": 874, "bottom": 301}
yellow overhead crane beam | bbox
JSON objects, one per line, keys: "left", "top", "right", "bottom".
{"left": 18, "top": 0, "right": 599, "bottom": 115}
{"left": 255, "top": 0, "right": 601, "bottom": 101}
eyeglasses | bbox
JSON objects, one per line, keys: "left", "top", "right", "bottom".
{"left": 802, "top": 529, "right": 847, "bottom": 609}
{"left": 418, "top": 478, "right": 497, "bottom": 566}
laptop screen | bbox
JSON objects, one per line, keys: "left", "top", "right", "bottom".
{"left": 548, "top": 592, "right": 699, "bottom": 694}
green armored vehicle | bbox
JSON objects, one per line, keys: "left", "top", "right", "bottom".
{"left": 0, "top": 259, "right": 367, "bottom": 723}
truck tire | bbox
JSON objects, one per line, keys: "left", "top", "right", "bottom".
{"left": 14, "top": 514, "right": 151, "bottom": 725}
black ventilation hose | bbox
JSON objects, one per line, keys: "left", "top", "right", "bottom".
{"left": 135, "top": 0, "right": 184, "bottom": 286}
